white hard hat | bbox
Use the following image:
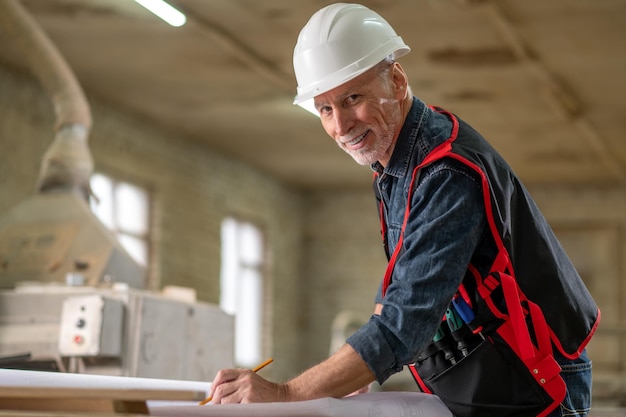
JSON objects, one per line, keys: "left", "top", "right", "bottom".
{"left": 292, "top": 3, "right": 410, "bottom": 105}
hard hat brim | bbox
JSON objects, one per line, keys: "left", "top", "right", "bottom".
{"left": 293, "top": 43, "right": 409, "bottom": 105}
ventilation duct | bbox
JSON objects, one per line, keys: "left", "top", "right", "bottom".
{"left": 0, "top": 0, "right": 145, "bottom": 289}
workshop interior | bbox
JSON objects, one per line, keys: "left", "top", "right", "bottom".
{"left": 0, "top": 0, "right": 625, "bottom": 412}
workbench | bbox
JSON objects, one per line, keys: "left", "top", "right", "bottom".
{"left": 0, "top": 369, "right": 623, "bottom": 417}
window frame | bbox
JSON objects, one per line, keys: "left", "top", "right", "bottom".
{"left": 219, "top": 216, "right": 268, "bottom": 368}
{"left": 89, "top": 172, "right": 151, "bottom": 269}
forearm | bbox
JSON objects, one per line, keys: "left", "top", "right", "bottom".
{"left": 284, "top": 343, "right": 375, "bottom": 401}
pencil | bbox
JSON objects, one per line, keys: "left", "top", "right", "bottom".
{"left": 198, "top": 358, "right": 274, "bottom": 405}
{"left": 251, "top": 358, "right": 274, "bottom": 373}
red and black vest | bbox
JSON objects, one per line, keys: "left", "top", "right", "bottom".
{"left": 379, "top": 106, "right": 599, "bottom": 359}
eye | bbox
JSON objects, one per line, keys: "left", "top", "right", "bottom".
{"left": 318, "top": 105, "right": 332, "bottom": 116}
{"left": 345, "top": 94, "right": 360, "bottom": 105}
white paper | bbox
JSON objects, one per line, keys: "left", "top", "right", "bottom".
{"left": 149, "top": 391, "right": 453, "bottom": 417}
{"left": 0, "top": 368, "right": 211, "bottom": 394}
{"left": 0, "top": 369, "right": 452, "bottom": 417}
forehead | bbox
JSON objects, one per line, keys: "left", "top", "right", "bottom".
{"left": 314, "top": 67, "right": 383, "bottom": 105}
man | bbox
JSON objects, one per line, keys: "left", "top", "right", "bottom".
{"left": 208, "top": 4, "right": 599, "bottom": 416}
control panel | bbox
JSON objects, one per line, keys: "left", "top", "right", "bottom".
{"left": 58, "top": 295, "right": 123, "bottom": 357}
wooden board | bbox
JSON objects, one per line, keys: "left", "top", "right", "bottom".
{"left": 0, "top": 386, "right": 205, "bottom": 414}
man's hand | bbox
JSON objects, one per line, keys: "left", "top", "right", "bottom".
{"left": 208, "top": 344, "right": 375, "bottom": 405}
{"left": 208, "top": 368, "right": 287, "bottom": 404}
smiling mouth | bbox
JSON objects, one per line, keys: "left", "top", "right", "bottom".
{"left": 345, "top": 130, "right": 369, "bottom": 147}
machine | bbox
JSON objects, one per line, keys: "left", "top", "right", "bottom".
{"left": 0, "top": 0, "right": 234, "bottom": 382}
{"left": 0, "top": 284, "right": 234, "bottom": 381}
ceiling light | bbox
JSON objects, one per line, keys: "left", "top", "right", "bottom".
{"left": 134, "top": 0, "right": 186, "bottom": 27}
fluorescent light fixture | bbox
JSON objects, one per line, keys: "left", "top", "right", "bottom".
{"left": 134, "top": 0, "right": 187, "bottom": 27}
{"left": 297, "top": 99, "right": 320, "bottom": 118}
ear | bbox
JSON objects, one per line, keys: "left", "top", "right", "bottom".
{"left": 391, "top": 62, "right": 409, "bottom": 100}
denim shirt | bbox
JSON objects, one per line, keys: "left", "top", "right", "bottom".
{"left": 346, "top": 98, "right": 489, "bottom": 383}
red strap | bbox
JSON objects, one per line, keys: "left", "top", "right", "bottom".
{"left": 408, "top": 364, "right": 432, "bottom": 394}
{"left": 382, "top": 234, "right": 404, "bottom": 297}
{"left": 381, "top": 138, "right": 455, "bottom": 297}
{"left": 528, "top": 301, "right": 552, "bottom": 355}
{"left": 484, "top": 274, "right": 499, "bottom": 292}
{"left": 499, "top": 273, "right": 534, "bottom": 360}
{"left": 490, "top": 249, "right": 511, "bottom": 275}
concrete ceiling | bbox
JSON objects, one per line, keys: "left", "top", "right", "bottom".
{"left": 1, "top": 0, "right": 625, "bottom": 190}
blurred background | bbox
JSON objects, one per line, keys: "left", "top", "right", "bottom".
{"left": 0, "top": 0, "right": 624, "bottom": 408}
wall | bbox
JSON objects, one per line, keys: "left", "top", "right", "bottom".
{"left": 300, "top": 190, "right": 386, "bottom": 364}
{"left": 0, "top": 65, "right": 303, "bottom": 382}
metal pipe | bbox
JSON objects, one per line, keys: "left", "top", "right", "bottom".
{"left": 0, "top": 0, "right": 94, "bottom": 200}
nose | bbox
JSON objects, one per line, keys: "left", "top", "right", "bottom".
{"left": 332, "top": 108, "right": 354, "bottom": 137}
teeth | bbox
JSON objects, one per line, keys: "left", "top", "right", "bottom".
{"left": 347, "top": 131, "right": 367, "bottom": 146}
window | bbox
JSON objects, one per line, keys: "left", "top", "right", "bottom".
{"left": 220, "top": 218, "right": 265, "bottom": 368}
{"left": 89, "top": 173, "right": 150, "bottom": 267}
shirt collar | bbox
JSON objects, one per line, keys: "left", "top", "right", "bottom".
{"left": 371, "top": 97, "right": 429, "bottom": 178}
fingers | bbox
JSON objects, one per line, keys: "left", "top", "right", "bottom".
{"left": 212, "top": 382, "right": 242, "bottom": 404}
{"left": 211, "top": 368, "right": 241, "bottom": 390}
{"left": 208, "top": 368, "right": 242, "bottom": 403}
{"left": 208, "top": 369, "right": 284, "bottom": 404}
{"left": 209, "top": 369, "right": 256, "bottom": 404}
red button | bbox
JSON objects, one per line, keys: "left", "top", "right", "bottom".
{"left": 73, "top": 335, "right": 84, "bottom": 345}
